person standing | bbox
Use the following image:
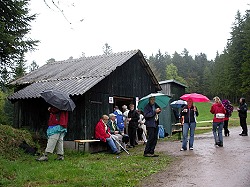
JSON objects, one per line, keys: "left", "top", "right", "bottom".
{"left": 180, "top": 98, "right": 198, "bottom": 151}
{"left": 127, "top": 104, "right": 139, "bottom": 148}
{"left": 238, "top": 98, "right": 248, "bottom": 136}
{"left": 222, "top": 99, "right": 234, "bottom": 136}
{"left": 210, "top": 96, "right": 226, "bottom": 147}
{"left": 36, "top": 106, "right": 68, "bottom": 161}
{"left": 138, "top": 110, "right": 147, "bottom": 144}
{"left": 113, "top": 106, "right": 124, "bottom": 133}
{"left": 143, "top": 96, "right": 161, "bottom": 157}
{"left": 122, "top": 105, "right": 129, "bottom": 134}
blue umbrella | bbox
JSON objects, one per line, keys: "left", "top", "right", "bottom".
{"left": 138, "top": 93, "right": 171, "bottom": 111}
{"left": 170, "top": 100, "right": 187, "bottom": 108}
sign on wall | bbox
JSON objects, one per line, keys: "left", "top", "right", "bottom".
{"left": 109, "top": 97, "right": 114, "bottom": 104}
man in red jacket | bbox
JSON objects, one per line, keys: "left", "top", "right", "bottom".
{"left": 37, "top": 106, "right": 68, "bottom": 161}
{"left": 95, "top": 115, "right": 120, "bottom": 154}
{"left": 210, "top": 96, "right": 226, "bottom": 147}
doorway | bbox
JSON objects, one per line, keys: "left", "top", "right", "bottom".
{"left": 113, "top": 96, "right": 134, "bottom": 111}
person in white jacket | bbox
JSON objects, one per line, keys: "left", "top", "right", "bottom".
{"left": 122, "top": 105, "right": 129, "bottom": 134}
{"left": 138, "top": 110, "right": 147, "bottom": 144}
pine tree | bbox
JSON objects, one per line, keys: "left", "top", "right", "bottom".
{"left": 14, "top": 54, "right": 26, "bottom": 79}
{"left": 240, "top": 11, "right": 250, "bottom": 97}
{"left": 103, "top": 43, "right": 112, "bottom": 55}
{"left": 227, "top": 11, "right": 245, "bottom": 100}
{"left": 0, "top": 0, "right": 38, "bottom": 69}
{"left": 29, "top": 60, "right": 39, "bottom": 72}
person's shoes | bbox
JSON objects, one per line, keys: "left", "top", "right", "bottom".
{"left": 152, "top": 154, "right": 159, "bottom": 157}
{"left": 144, "top": 153, "right": 154, "bottom": 157}
{"left": 55, "top": 155, "right": 64, "bottom": 160}
{"left": 143, "top": 141, "right": 147, "bottom": 145}
{"left": 180, "top": 148, "right": 187, "bottom": 151}
{"left": 135, "top": 142, "right": 138, "bottom": 145}
{"left": 128, "top": 145, "right": 134, "bottom": 148}
{"left": 114, "top": 151, "right": 120, "bottom": 155}
{"left": 215, "top": 142, "right": 220, "bottom": 146}
{"left": 189, "top": 147, "right": 193, "bottom": 150}
{"left": 218, "top": 143, "right": 223, "bottom": 147}
{"left": 239, "top": 133, "right": 243, "bottom": 136}
{"left": 36, "top": 154, "right": 48, "bottom": 161}
{"left": 241, "top": 134, "right": 248, "bottom": 136}
{"left": 143, "top": 153, "right": 158, "bottom": 157}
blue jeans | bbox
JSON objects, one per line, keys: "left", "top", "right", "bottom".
{"left": 213, "top": 122, "right": 223, "bottom": 144}
{"left": 106, "top": 138, "right": 118, "bottom": 153}
{"left": 182, "top": 122, "right": 196, "bottom": 150}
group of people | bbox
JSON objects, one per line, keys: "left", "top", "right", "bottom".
{"left": 180, "top": 96, "right": 248, "bottom": 151}
{"left": 36, "top": 95, "right": 248, "bottom": 161}
{"left": 95, "top": 97, "right": 161, "bottom": 157}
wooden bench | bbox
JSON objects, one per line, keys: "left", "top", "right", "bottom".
{"left": 172, "top": 123, "right": 183, "bottom": 140}
{"left": 74, "top": 140, "right": 100, "bottom": 152}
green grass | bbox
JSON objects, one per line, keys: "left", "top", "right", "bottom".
{"left": 1, "top": 104, "right": 249, "bottom": 187}
{"left": 194, "top": 102, "right": 213, "bottom": 121}
{"left": 194, "top": 102, "right": 250, "bottom": 127}
{"left": 0, "top": 145, "right": 172, "bottom": 187}
{"left": 168, "top": 102, "right": 250, "bottom": 141}
{"left": 0, "top": 124, "right": 172, "bottom": 187}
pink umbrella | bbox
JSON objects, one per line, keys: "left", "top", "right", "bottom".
{"left": 180, "top": 93, "right": 210, "bottom": 102}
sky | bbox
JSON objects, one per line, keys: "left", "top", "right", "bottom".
{"left": 26, "top": 0, "right": 249, "bottom": 66}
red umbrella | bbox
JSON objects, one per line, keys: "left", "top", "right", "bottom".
{"left": 180, "top": 93, "right": 210, "bottom": 102}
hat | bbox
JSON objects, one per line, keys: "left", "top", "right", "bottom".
{"left": 109, "top": 113, "right": 117, "bottom": 118}
{"left": 122, "top": 105, "right": 127, "bottom": 109}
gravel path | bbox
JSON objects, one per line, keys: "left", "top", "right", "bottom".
{"left": 142, "top": 126, "right": 250, "bottom": 187}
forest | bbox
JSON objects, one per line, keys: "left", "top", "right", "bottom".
{"left": 147, "top": 10, "right": 250, "bottom": 104}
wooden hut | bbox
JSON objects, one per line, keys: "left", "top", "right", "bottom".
{"left": 158, "top": 80, "right": 187, "bottom": 135}
{"left": 8, "top": 50, "right": 161, "bottom": 141}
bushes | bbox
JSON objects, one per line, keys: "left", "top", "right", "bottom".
{"left": 0, "top": 124, "right": 37, "bottom": 160}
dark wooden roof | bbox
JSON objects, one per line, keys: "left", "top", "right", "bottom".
{"left": 9, "top": 50, "right": 160, "bottom": 100}
{"left": 159, "top": 79, "right": 187, "bottom": 88}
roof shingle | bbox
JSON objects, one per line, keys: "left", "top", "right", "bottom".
{"left": 9, "top": 50, "right": 160, "bottom": 100}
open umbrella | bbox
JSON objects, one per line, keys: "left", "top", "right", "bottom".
{"left": 40, "top": 90, "right": 76, "bottom": 111}
{"left": 137, "top": 93, "right": 171, "bottom": 111}
{"left": 180, "top": 93, "right": 210, "bottom": 102}
{"left": 170, "top": 100, "right": 187, "bottom": 108}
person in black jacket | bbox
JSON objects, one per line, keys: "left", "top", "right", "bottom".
{"left": 143, "top": 96, "right": 161, "bottom": 157}
{"left": 180, "top": 98, "right": 198, "bottom": 151}
{"left": 127, "top": 104, "right": 139, "bottom": 148}
{"left": 237, "top": 98, "right": 248, "bottom": 136}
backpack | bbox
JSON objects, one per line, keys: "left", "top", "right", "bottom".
{"left": 158, "top": 125, "right": 165, "bottom": 138}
